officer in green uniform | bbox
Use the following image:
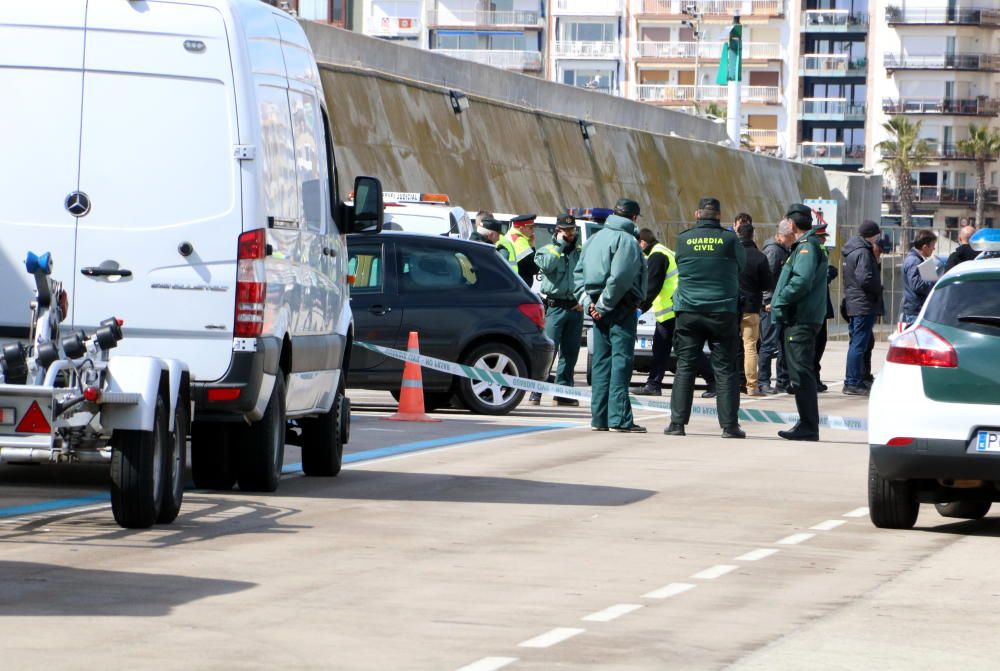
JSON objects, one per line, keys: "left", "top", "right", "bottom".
{"left": 497, "top": 214, "right": 538, "bottom": 287}
{"left": 665, "top": 197, "right": 747, "bottom": 439}
{"left": 771, "top": 204, "right": 829, "bottom": 441}
{"left": 574, "top": 198, "right": 647, "bottom": 433}
{"left": 528, "top": 214, "right": 583, "bottom": 406}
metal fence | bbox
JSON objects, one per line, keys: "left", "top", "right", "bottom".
{"left": 650, "top": 222, "right": 969, "bottom": 342}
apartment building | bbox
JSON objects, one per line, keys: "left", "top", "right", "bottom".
{"left": 870, "top": 1, "right": 1000, "bottom": 227}
{"left": 549, "top": 0, "right": 626, "bottom": 95}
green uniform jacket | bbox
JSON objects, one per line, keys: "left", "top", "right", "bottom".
{"left": 771, "top": 229, "right": 829, "bottom": 325}
{"left": 535, "top": 239, "right": 582, "bottom": 301}
{"left": 673, "top": 219, "right": 746, "bottom": 313}
{"left": 573, "top": 214, "right": 646, "bottom": 315}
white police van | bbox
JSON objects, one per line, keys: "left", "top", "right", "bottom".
{"left": 0, "top": 0, "right": 384, "bottom": 520}
{"left": 366, "top": 192, "right": 472, "bottom": 238}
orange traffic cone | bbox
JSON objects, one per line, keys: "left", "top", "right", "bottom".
{"left": 385, "top": 331, "right": 441, "bottom": 423}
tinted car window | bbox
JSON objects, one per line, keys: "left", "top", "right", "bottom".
{"left": 924, "top": 278, "right": 1000, "bottom": 336}
{"left": 347, "top": 246, "right": 383, "bottom": 293}
{"left": 399, "top": 246, "right": 478, "bottom": 292}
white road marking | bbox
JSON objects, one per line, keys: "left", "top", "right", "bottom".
{"left": 455, "top": 657, "right": 519, "bottom": 671}
{"left": 736, "top": 548, "right": 779, "bottom": 561}
{"left": 691, "top": 564, "right": 738, "bottom": 580}
{"left": 582, "top": 603, "right": 643, "bottom": 622}
{"left": 775, "top": 532, "right": 815, "bottom": 545}
{"left": 518, "top": 627, "right": 586, "bottom": 648}
{"left": 811, "top": 519, "right": 848, "bottom": 531}
{"left": 642, "top": 582, "right": 697, "bottom": 599}
{"left": 844, "top": 507, "right": 869, "bottom": 518}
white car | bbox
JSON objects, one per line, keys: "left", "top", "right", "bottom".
{"left": 869, "top": 232, "right": 1000, "bottom": 529}
{"left": 381, "top": 192, "right": 472, "bottom": 238}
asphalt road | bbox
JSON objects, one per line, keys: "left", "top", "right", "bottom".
{"left": 1, "top": 342, "right": 999, "bottom": 670}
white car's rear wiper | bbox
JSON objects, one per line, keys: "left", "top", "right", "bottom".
{"left": 957, "top": 315, "right": 1000, "bottom": 328}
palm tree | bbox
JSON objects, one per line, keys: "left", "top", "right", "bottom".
{"left": 957, "top": 124, "right": 1000, "bottom": 227}
{"left": 876, "top": 116, "right": 934, "bottom": 229}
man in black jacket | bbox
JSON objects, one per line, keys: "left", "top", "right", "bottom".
{"left": 841, "top": 219, "right": 883, "bottom": 395}
{"left": 736, "top": 221, "right": 771, "bottom": 396}
{"left": 758, "top": 219, "right": 795, "bottom": 394}
{"left": 945, "top": 224, "right": 978, "bottom": 272}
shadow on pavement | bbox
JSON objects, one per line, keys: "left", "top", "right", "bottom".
{"left": 0, "top": 560, "right": 254, "bottom": 616}
{"left": 283, "top": 470, "right": 656, "bottom": 506}
{"left": 917, "top": 516, "right": 1000, "bottom": 537}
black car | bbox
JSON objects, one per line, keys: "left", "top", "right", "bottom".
{"left": 346, "top": 232, "right": 554, "bottom": 414}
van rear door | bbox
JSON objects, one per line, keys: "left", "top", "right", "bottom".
{"left": 72, "top": 1, "right": 241, "bottom": 381}
{"left": 0, "top": 3, "right": 86, "bottom": 339}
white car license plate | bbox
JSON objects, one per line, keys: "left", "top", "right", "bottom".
{"left": 636, "top": 337, "right": 652, "bottom": 351}
{"left": 973, "top": 430, "right": 1000, "bottom": 453}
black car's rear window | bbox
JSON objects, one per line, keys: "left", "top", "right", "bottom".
{"left": 924, "top": 278, "right": 1000, "bottom": 336}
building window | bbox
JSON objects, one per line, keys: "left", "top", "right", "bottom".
{"left": 562, "top": 69, "right": 616, "bottom": 93}
{"left": 292, "top": 0, "right": 346, "bottom": 26}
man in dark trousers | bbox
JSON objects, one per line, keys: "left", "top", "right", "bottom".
{"left": 758, "top": 219, "right": 794, "bottom": 394}
{"left": 945, "top": 224, "right": 978, "bottom": 272}
{"left": 812, "top": 222, "right": 837, "bottom": 393}
{"left": 574, "top": 198, "right": 647, "bottom": 433}
{"left": 841, "top": 219, "right": 883, "bottom": 395}
{"left": 771, "top": 204, "right": 829, "bottom": 441}
{"left": 634, "top": 228, "right": 716, "bottom": 397}
{"left": 664, "top": 197, "right": 747, "bottom": 439}
{"left": 736, "top": 220, "right": 771, "bottom": 397}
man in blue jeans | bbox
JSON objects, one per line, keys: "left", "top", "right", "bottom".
{"left": 841, "top": 220, "right": 883, "bottom": 396}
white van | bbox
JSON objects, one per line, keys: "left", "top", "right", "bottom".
{"left": 0, "top": 1, "right": 384, "bottom": 493}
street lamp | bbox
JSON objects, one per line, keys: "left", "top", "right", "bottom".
{"left": 681, "top": 5, "right": 704, "bottom": 104}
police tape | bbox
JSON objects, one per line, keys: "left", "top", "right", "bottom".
{"left": 355, "top": 341, "right": 867, "bottom": 432}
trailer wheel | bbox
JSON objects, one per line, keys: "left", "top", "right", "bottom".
{"left": 300, "top": 383, "right": 345, "bottom": 477}
{"left": 237, "top": 374, "right": 286, "bottom": 492}
{"left": 191, "top": 421, "right": 237, "bottom": 490}
{"left": 157, "top": 396, "right": 189, "bottom": 524}
{"left": 110, "top": 393, "right": 167, "bottom": 529}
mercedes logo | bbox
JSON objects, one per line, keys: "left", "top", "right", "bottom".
{"left": 65, "top": 191, "right": 91, "bottom": 217}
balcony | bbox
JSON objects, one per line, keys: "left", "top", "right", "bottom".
{"left": 426, "top": 9, "right": 541, "bottom": 28}
{"left": 742, "top": 127, "right": 780, "bottom": 148}
{"left": 553, "top": 0, "right": 624, "bottom": 15}
{"left": 434, "top": 49, "right": 543, "bottom": 71}
{"left": 882, "top": 187, "right": 1000, "bottom": 206}
{"left": 553, "top": 41, "right": 621, "bottom": 59}
{"left": 880, "top": 142, "right": 996, "bottom": 161}
{"left": 636, "top": 84, "right": 781, "bottom": 104}
{"left": 884, "top": 53, "right": 1000, "bottom": 72}
{"left": 882, "top": 97, "right": 1000, "bottom": 117}
{"left": 636, "top": 0, "right": 784, "bottom": 20}
{"left": 885, "top": 6, "right": 1000, "bottom": 27}
{"left": 798, "top": 142, "right": 865, "bottom": 165}
{"left": 635, "top": 41, "right": 781, "bottom": 60}
{"left": 802, "top": 9, "right": 869, "bottom": 32}
{"left": 801, "top": 54, "right": 868, "bottom": 77}
{"left": 799, "top": 98, "right": 866, "bottom": 121}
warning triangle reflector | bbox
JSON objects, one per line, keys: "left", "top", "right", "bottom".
{"left": 16, "top": 401, "right": 51, "bottom": 434}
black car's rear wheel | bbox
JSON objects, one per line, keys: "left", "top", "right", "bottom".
{"left": 935, "top": 500, "right": 991, "bottom": 520}
{"left": 456, "top": 343, "right": 526, "bottom": 415}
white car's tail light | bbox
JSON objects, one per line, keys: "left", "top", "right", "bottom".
{"left": 235, "top": 229, "right": 266, "bottom": 338}
{"left": 886, "top": 325, "right": 957, "bottom": 368}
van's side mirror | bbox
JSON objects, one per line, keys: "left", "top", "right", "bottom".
{"left": 348, "top": 176, "right": 383, "bottom": 234}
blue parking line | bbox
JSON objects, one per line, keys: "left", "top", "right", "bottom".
{"left": 0, "top": 422, "right": 577, "bottom": 518}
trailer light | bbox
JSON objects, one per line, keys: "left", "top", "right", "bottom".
{"left": 15, "top": 401, "right": 50, "bottom": 434}
{"left": 887, "top": 437, "right": 914, "bottom": 446}
{"left": 0, "top": 407, "right": 14, "bottom": 426}
{"left": 207, "top": 388, "right": 241, "bottom": 402}
{"left": 82, "top": 387, "right": 101, "bottom": 403}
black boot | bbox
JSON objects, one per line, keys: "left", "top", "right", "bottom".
{"left": 663, "top": 422, "right": 686, "bottom": 436}
{"left": 778, "top": 423, "right": 819, "bottom": 441}
{"left": 722, "top": 424, "right": 746, "bottom": 439}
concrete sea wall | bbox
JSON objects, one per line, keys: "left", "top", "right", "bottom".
{"left": 302, "top": 22, "right": 830, "bottom": 240}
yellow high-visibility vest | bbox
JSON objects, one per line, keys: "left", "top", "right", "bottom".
{"left": 649, "top": 242, "right": 678, "bottom": 323}
{"left": 498, "top": 230, "right": 533, "bottom": 272}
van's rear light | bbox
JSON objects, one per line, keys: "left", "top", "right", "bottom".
{"left": 235, "top": 229, "right": 266, "bottom": 338}
{"left": 887, "top": 437, "right": 914, "bottom": 446}
{"left": 518, "top": 303, "right": 545, "bottom": 330}
{"left": 886, "top": 325, "right": 957, "bottom": 368}
{"left": 207, "top": 388, "right": 241, "bottom": 402}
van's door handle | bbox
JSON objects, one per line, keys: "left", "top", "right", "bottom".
{"left": 369, "top": 305, "right": 391, "bottom": 316}
{"left": 81, "top": 267, "right": 133, "bottom": 278}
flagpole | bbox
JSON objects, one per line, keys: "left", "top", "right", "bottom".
{"left": 726, "top": 14, "right": 742, "bottom": 146}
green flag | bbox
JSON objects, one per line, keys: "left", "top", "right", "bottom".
{"left": 715, "top": 23, "right": 743, "bottom": 84}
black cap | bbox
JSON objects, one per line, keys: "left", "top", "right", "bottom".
{"left": 859, "top": 219, "right": 881, "bottom": 238}
{"left": 613, "top": 198, "right": 641, "bottom": 218}
{"left": 481, "top": 218, "right": 503, "bottom": 233}
{"left": 556, "top": 214, "right": 577, "bottom": 229}
{"left": 698, "top": 197, "right": 721, "bottom": 218}
{"left": 785, "top": 203, "right": 813, "bottom": 230}
{"left": 511, "top": 214, "right": 536, "bottom": 226}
